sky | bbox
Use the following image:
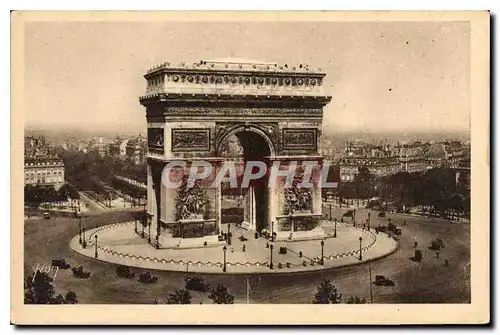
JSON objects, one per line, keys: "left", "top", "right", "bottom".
{"left": 24, "top": 20, "right": 471, "bottom": 135}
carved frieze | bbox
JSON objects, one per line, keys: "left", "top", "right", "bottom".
{"left": 147, "top": 128, "right": 164, "bottom": 152}
{"left": 282, "top": 128, "right": 317, "bottom": 150}
{"left": 164, "top": 107, "right": 323, "bottom": 118}
{"left": 175, "top": 175, "right": 206, "bottom": 221}
{"left": 214, "top": 122, "right": 278, "bottom": 153}
{"left": 171, "top": 128, "right": 211, "bottom": 152}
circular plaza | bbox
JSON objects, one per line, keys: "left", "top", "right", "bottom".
{"left": 70, "top": 218, "right": 398, "bottom": 274}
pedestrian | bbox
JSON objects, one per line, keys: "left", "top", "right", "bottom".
{"left": 414, "top": 241, "right": 418, "bottom": 248}
{"left": 299, "top": 250, "right": 303, "bottom": 258}
{"left": 242, "top": 244, "right": 246, "bottom": 252}
{"left": 444, "top": 259, "right": 449, "bottom": 267}
{"left": 436, "top": 251, "right": 440, "bottom": 259}
{"left": 266, "top": 242, "right": 269, "bottom": 249}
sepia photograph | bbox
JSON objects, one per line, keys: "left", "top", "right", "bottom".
{"left": 10, "top": 10, "right": 490, "bottom": 325}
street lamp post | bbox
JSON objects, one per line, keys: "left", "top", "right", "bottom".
{"left": 353, "top": 209, "right": 356, "bottom": 227}
{"left": 271, "top": 221, "right": 275, "bottom": 242}
{"left": 82, "top": 228, "right": 86, "bottom": 248}
{"left": 222, "top": 246, "right": 227, "bottom": 272}
{"left": 148, "top": 220, "right": 151, "bottom": 243}
{"left": 359, "top": 237, "right": 363, "bottom": 261}
{"left": 134, "top": 215, "right": 138, "bottom": 234}
{"left": 227, "top": 223, "right": 231, "bottom": 246}
{"left": 320, "top": 240, "right": 325, "bottom": 265}
{"left": 269, "top": 244, "right": 274, "bottom": 269}
{"left": 142, "top": 218, "right": 145, "bottom": 238}
{"left": 78, "top": 217, "right": 82, "bottom": 245}
{"left": 329, "top": 204, "right": 332, "bottom": 221}
{"left": 94, "top": 235, "right": 98, "bottom": 258}
{"left": 367, "top": 212, "right": 371, "bottom": 231}
{"left": 334, "top": 218, "right": 337, "bottom": 238}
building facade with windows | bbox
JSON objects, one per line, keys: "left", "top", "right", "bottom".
{"left": 24, "top": 156, "right": 65, "bottom": 190}
{"left": 125, "top": 135, "right": 147, "bottom": 165}
{"left": 395, "top": 141, "right": 430, "bottom": 173}
{"left": 340, "top": 142, "right": 400, "bottom": 181}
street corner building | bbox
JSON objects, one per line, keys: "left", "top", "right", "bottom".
{"left": 139, "top": 59, "right": 332, "bottom": 248}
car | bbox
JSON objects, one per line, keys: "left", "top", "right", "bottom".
{"left": 185, "top": 276, "right": 211, "bottom": 292}
{"left": 116, "top": 265, "right": 135, "bottom": 279}
{"left": 373, "top": 275, "right": 395, "bottom": 286}
{"left": 138, "top": 272, "right": 158, "bottom": 284}
{"left": 43, "top": 212, "right": 51, "bottom": 219}
{"left": 430, "top": 239, "right": 445, "bottom": 250}
{"left": 72, "top": 266, "right": 91, "bottom": 278}
{"left": 376, "top": 225, "right": 387, "bottom": 232}
{"left": 435, "top": 238, "right": 446, "bottom": 248}
{"left": 51, "top": 259, "right": 71, "bottom": 269}
{"left": 378, "top": 212, "right": 386, "bottom": 218}
{"left": 393, "top": 228, "right": 402, "bottom": 235}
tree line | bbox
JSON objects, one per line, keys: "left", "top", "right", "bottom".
{"left": 329, "top": 166, "right": 470, "bottom": 219}
{"left": 24, "top": 183, "right": 80, "bottom": 212}
{"left": 55, "top": 147, "right": 147, "bottom": 202}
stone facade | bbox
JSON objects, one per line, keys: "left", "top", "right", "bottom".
{"left": 139, "top": 60, "right": 332, "bottom": 247}
{"left": 24, "top": 156, "right": 65, "bottom": 190}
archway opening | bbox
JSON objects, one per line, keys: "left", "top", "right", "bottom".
{"left": 218, "top": 128, "right": 273, "bottom": 232}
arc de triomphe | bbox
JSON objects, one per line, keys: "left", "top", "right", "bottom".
{"left": 139, "top": 59, "right": 332, "bottom": 248}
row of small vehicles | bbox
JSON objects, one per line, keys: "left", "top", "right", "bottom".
{"left": 115, "top": 264, "right": 211, "bottom": 291}
{"left": 376, "top": 221, "right": 402, "bottom": 235}
{"left": 51, "top": 259, "right": 91, "bottom": 278}
{"left": 116, "top": 265, "right": 158, "bottom": 284}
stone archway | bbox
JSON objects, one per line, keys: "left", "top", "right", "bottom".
{"left": 139, "top": 59, "right": 332, "bottom": 248}
{"left": 216, "top": 126, "right": 275, "bottom": 232}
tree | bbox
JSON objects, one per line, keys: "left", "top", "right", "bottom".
{"left": 166, "top": 289, "right": 192, "bottom": 304}
{"left": 338, "top": 182, "right": 355, "bottom": 206}
{"left": 24, "top": 271, "right": 57, "bottom": 304}
{"left": 354, "top": 166, "right": 375, "bottom": 203}
{"left": 208, "top": 284, "right": 235, "bottom": 304}
{"left": 421, "top": 168, "right": 457, "bottom": 217}
{"left": 313, "top": 279, "right": 342, "bottom": 304}
{"left": 449, "top": 193, "right": 465, "bottom": 221}
{"left": 346, "top": 296, "right": 367, "bottom": 304}
{"left": 24, "top": 270, "right": 78, "bottom": 304}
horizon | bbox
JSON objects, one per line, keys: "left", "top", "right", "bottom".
{"left": 24, "top": 123, "right": 470, "bottom": 144}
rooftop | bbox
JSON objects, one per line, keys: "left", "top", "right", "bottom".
{"left": 145, "top": 59, "right": 323, "bottom": 76}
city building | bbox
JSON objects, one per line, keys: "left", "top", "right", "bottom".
{"left": 340, "top": 142, "right": 400, "bottom": 181}
{"left": 426, "top": 143, "right": 449, "bottom": 169}
{"left": 443, "top": 140, "right": 466, "bottom": 168}
{"left": 25, "top": 135, "right": 65, "bottom": 190}
{"left": 108, "top": 136, "right": 128, "bottom": 159}
{"left": 24, "top": 156, "right": 65, "bottom": 190}
{"left": 395, "top": 141, "right": 429, "bottom": 173}
{"left": 25, "top": 136, "right": 52, "bottom": 157}
{"left": 125, "top": 134, "right": 147, "bottom": 165}
{"left": 108, "top": 135, "right": 147, "bottom": 164}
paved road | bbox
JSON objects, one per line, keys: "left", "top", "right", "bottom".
{"left": 23, "top": 207, "right": 470, "bottom": 304}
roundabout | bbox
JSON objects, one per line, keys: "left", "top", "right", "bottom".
{"left": 70, "top": 219, "right": 398, "bottom": 274}
{"left": 24, "top": 207, "right": 470, "bottom": 303}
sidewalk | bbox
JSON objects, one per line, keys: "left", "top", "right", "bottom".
{"left": 71, "top": 221, "right": 398, "bottom": 274}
